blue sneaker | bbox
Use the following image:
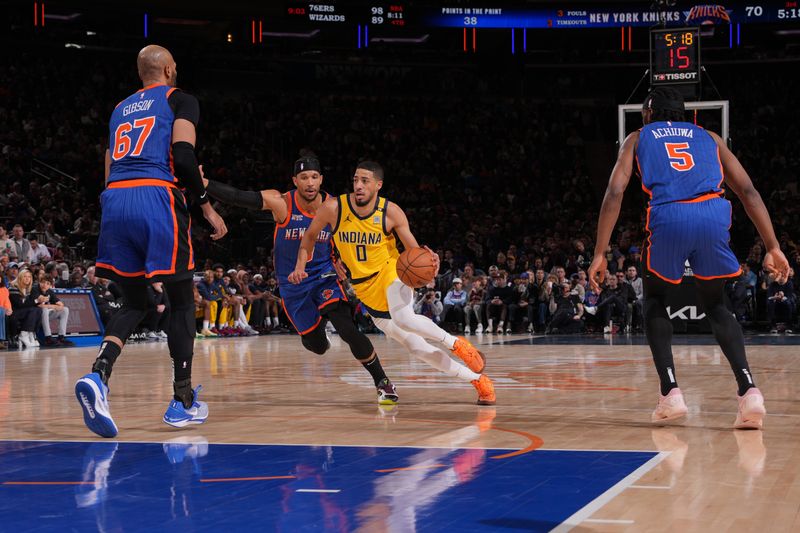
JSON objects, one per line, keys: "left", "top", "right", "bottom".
{"left": 75, "top": 373, "right": 118, "bottom": 438}
{"left": 163, "top": 386, "right": 208, "bottom": 428}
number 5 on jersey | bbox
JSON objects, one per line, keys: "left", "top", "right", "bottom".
{"left": 665, "top": 142, "right": 695, "bottom": 171}
{"left": 112, "top": 116, "right": 156, "bottom": 160}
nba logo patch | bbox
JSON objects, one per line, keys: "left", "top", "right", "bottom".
{"left": 322, "top": 289, "right": 334, "bottom": 300}
{"left": 373, "top": 216, "right": 380, "bottom": 225}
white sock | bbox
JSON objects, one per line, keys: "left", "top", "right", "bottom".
{"left": 203, "top": 320, "right": 209, "bottom": 330}
{"left": 416, "top": 349, "right": 480, "bottom": 382}
{"left": 441, "top": 332, "right": 458, "bottom": 350}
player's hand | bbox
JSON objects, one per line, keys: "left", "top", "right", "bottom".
{"left": 587, "top": 255, "right": 608, "bottom": 294}
{"left": 763, "top": 248, "right": 790, "bottom": 285}
{"left": 423, "top": 245, "right": 440, "bottom": 276}
{"left": 288, "top": 269, "right": 308, "bottom": 285}
{"left": 201, "top": 203, "right": 227, "bottom": 240}
{"left": 333, "top": 258, "right": 348, "bottom": 280}
{"left": 199, "top": 164, "right": 208, "bottom": 187}
{"left": 156, "top": 304, "right": 166, "bottom": 313}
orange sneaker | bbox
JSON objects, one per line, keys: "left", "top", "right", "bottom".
{"left": 471, "top": 374, "right": 496, "bottom": 405}
{"left": 452, "top": 337, "right": 486, "bottom": 373}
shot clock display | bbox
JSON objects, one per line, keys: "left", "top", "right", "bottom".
{"left": 650, "top": 27, "right": 701, "bottom": 86}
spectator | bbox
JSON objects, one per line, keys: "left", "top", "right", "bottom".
{"left": 441, "top": 277, "right": 468, "bottom": 333}
{"left": 11, "top": 225, "right": 32, "bottom": 264}
{"left": 766, "top": 269, "right": 795, "bottom": 333}
{"left": 197, "top": 269, "right": 224, "bottom": 335}
{"left": 465, "top": 278, "right": 486, "bottom": 334}
{"left": 0, "top": 266, "right": 12, "bottom": 349}
{"left": 67, "top": 270, "right": 86, "bottom": 288}
{"left": 487, "top": 271, "right": 517, "bottom": 334}
{"left": 507, "top": 273, "right": 531, "bottom": 333}
{"left": 414, "top": 286, "right": 443, "bottom": 323}
{"left": 586, "top": 274, "right": 629, "bottom": 334}
{"left": 8, "top": 269, "right": 42, "bottom": 348}
{"left": 6, "top": 262, "right": 20, "bottom": 285}
{"left": 28, "top": 235, "right": 52, "bottom": 264}
{"left": 86, "top": 267, "right": 122, "bottom": 325}
{"left": 264, "top": 277, "right": 282, "bottom": 330}
{"left": 0, "top": 226, "right": 16, "bottom": 259}
{"left": 625, "top": 266, "right": 644, "bottom": 331}
{"left": 547, "top": 280, "right": 584, "bottom": 334}
{"left": 33, "top": 274, "right": 75, "bottom": 346}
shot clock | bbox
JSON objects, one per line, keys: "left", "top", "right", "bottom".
{"left": 650, "top": 27, "right": 701, "bottom": 86}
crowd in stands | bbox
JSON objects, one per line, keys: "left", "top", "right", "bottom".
{"left": 1, "top": 47, "right": 798, "bottom": 348}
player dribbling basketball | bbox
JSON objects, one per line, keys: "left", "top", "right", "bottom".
{"left": 289, "top": 161, "right": 495, "bottom": 405}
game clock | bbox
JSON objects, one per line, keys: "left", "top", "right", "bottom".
{"left": 650, "top": 28, "right": 701, "bottom": 86}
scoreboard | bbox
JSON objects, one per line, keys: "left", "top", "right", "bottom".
{"left": 286, "top": 2, "right": 406, "bottom": 26}
{"left": 650, "top": 28, "right": 701, "bottom": 85}
{"left": 283, "top": 1, "right": 800, "bottom": 29}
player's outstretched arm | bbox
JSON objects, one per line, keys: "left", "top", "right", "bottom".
{"left": 200, "top": 174, "right": 289, "bottom": 222}
{"left": 288, "top": 197, "right": 339, "bottom": 284}
{"left": 588, "top": 132, "right": 637, "bottom": 293}
{"left": 172, "top": 107, "right": 227, "bottom": 240}
{"left": 709, "top": 131, "right": 789, "bottom": 283}
{"left": 385, "top": 201, "right": 440, "bottom": 274}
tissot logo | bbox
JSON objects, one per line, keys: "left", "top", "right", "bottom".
{"left": 667, "top": 305, "right": 706, "bottom": 320}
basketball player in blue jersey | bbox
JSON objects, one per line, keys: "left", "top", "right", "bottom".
{"left": 589, "top": 87, "right": 789, "bottom": 429}
{"left": 200, "top": 155, "right": 399, "bottom": 405}
{"left": 75, "top": 45, "right": 228, "bottom": 438}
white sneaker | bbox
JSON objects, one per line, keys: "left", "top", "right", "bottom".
{"left": 156, "top": 330, "right": 168, "bottom": 339}
{"left": 487, "top": 320, "right": 494, "bottom": 333}
{"left": 464, "top": 326, "right": 471, "bottom": 335}
{"left": 527, "top": 324, "right": 533, "bottom": 333}
{"left": 603, "top": 326, "right": 612, "bottom": 334}
{"left": 652, "top": 388, "right": 688, "bottom": 422}
{"left": 496, "top": 321, "right": 504, "bottom": 334}
{"left": 147, "top": 331, "right": 159, "bottom": 340}
{"left": 475, "top": 324, "right": 484, "bottom": 334}
{"left": 734, "top": 388, "right": 766, "bottom": 429}
{"left": 19, "top": 332, "right": 33, "bottom": 348}
{"left": 585, "top": 306, "right": 598, "bottom": 316}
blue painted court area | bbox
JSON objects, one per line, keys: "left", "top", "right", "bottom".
{"left": 0, "top": 440, "right": 656, "bottom": 532}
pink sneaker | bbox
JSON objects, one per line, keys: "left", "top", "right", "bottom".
{"left": 651, "top": 388, "right": 688, "bottom": 423}
{"left": 734, "top": 388, "right": 766, "bottom": 430}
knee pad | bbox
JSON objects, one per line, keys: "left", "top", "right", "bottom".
{"left": 301, "top": 325, "right": 330, "bottom": 355}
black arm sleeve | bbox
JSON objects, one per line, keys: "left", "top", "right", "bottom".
{"left": 205, "top": 179, "right": 265, "bottom": 211}
{"left": 172, "top": 142, "right": 209, "bottom": 205}
{"left": 168, "top": 90, "right": 208, "bottom": 205}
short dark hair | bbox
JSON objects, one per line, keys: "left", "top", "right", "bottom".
{"left": 644, "top": 87, "right": 686, "bottom": 122}
{"left": 212, "top": 263, "right": 224, "bottom": 271}
{"left": 356, "top": 160, "right": 384, "bottom": 181}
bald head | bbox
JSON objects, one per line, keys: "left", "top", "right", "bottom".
{"left": 137, "top": 45, "right": 177, "bottom": 87}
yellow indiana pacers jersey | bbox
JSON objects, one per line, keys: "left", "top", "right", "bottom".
{"left": 332, "top": 194, "right": 399, "bottom": 317}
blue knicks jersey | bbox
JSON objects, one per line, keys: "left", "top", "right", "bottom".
{"left": 636, "top": 121, "right": 724, "bottom": 206}
{"left": 273, "top": 190, "right": 334, "bottom": 284}
{"left": 107, "top": 84, "right": 176, "bottom": 184}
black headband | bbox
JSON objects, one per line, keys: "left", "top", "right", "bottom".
{"left": 293, "top": 156, "right": 321, "bottom": 175}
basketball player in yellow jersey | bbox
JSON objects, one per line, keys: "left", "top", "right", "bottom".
{"left": 289, "top": 161, "right": 495, "bottom": 405}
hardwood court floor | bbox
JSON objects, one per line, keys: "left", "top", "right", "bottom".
{"left": 1, "top": 333, "right": 799, "bottom": 531}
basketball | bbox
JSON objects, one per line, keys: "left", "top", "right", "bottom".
{"left": 396, "top": 247, "right": 437, "bottom": 288}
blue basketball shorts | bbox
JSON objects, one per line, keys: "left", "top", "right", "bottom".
{"left": 279, "top": 273, "right": 347, "bottom": 335}
{"left": 644, "top": 196, "right": 741, "bottom": 283}
{"left": 96, "top": 179, "right": 194, "bottom": 283}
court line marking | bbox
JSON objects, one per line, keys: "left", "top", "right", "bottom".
{"left": 583, "top": 519, "right": 635, "bottom": 524}
{"left": 296, "top": 489, "right": 340, "bottom": 493}
{"left": 550, "top": 451, "right": 669, "bottom": 533}
{"left": 201, "top": 475, "right": 296, "bottom": 483}
{"left": 2, "top": 481, "right": 96, "bottom": 486}
{"left": 0, "top": 438, "right": 659, "bottom": 454}
{"left": 375, "top": 464, "right": 446, "bottom": 473}
{"left": 628, "top": 484, "right": 671, "bottom": 489}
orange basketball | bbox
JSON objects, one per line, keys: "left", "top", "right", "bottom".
{"left": 396, "top": 247, "right": 436, "bottom": 288}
